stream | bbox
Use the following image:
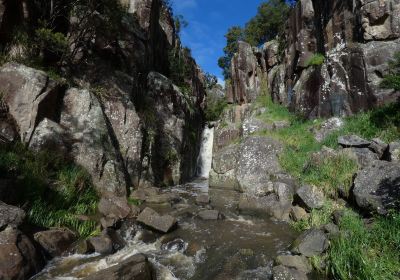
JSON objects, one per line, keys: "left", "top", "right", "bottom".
{"left": 30, "top": 127, "right": 297, "bottom": 280}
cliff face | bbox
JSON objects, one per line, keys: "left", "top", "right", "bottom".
{"left": 0, "top": 0, "right": 205, "bottom": 197}
{"left": 228, "top": 0, "right": 400, "bottom": 119}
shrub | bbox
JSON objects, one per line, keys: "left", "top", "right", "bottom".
{"left": 305, "top": 53, "right": 325, "bottom": 67}
{"left": 204, "top": 95, "right": 228, "bottom": 122}
{"left": 35, "top": 28, "right": 68, "bottom": 55}
{"left": 381, "top": 52, "right": 400, "bottom": 91}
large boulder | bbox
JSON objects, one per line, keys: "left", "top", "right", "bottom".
{"left": 34, "top": 228, "right": 77, "bottom": 258}
{"left": 338, "top": 135, "right": 370, "bottom": 148}
{"left": 209, "top": 144, "right": 240, "bottom": 191}
{"left": 275, "top": 255, "right": 312, "bottom": 274}
{"left": 60, "top": 88, "right": 127, "bottom": 196}
{"left": 83, "top": 254, "right": 153, "bottom": 280}
{"left": 98, "top": 195, "right": 131, "bottom": 221}
{"left": 0, "top": 226, "right": 44, "bottom": 280}
{"left": 29, "top": 118, "right": 67, "bottom": 154}
{"left": 236, "top": 136, "right": 283, "bottom": 194}
{"left": 353, "top": 160, "right": 400, "bottom": 214}
{"left": 0, "top": 63, "right": 64, "bottom": 142}
{"left": 0, "top": 201, "right": 25, "bottom": 230}
{"left": 137, "top": 207, "right": 177, "bottom": 233}
{"left": 388, "top": 141, "right": 400, "bottom": 162}
{"left": 295, "top": 185, "right": 325, "bottom": 210}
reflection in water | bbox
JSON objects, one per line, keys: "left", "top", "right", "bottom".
{"left": 32, "top": 180, "right": 296, "bottom": 280}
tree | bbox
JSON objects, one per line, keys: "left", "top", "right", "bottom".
{"left": 218, "top": 26, "right": 244, "bottom": 80}
{"left": 174, "top": 15, "right": 188, "bottom": 35}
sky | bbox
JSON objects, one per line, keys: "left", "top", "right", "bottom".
{"left": 172, "top": 0, "right": 265, "bottom": 85}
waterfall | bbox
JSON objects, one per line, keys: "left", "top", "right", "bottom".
{"left": 197, "top": 126, "right": 214, "bottom": 179}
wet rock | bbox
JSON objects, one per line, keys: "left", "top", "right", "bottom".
{"left": 34, "top": 228, "right": 77, "bottom": 258}
{"left": 236, "top": 136, "right": 283, "bottom": 194}
{"left": 388, "top": 141, "right": 400, "bottom": 162}
{"left": 83, "top": 254, "right": 153, "bottom": 280}
{"left": 196, "top": 194, "right": 210, "bottom": 205}
{"left": 69, "top": 239, "right": 93, "bottom": 255}
{"left": 295, "top": 185, "right": 325, "bottom": 210}
{"left": 198, "top": 210, "right": 222, "bottom": 220}
{"left": 146, "top": 193, "right": 180, "bottom": 204}
{"left": 161, "top": 238, "right": 187, "bottom": 252}
{"left": 0, "top": 201, "right": 25, "bottom": 230}
{"left": 275, "top": 255, "right": 312, "bottom": 274}
{"left": 137, "top": 207, "right": 177, "bottom": 233}
{"left": 242, "top": 117, "right": 272, "bottom": 137}
{"left": 103, "top": 228, "right": 126, "bottom": 252}
{"left": 290, "top": 206, "right": 309, "bottom": 222}
{"left": 272, "top": 265, "right": 308, "bottom": 280}
{"left": 291, "top": 229, "right": 329, "bottom": 257}
{"left": 0, "top": 226, "right": 44, "bottom": 280}
{"left": 88, "top": 234, "right": 113, "bottom": 255}
{"left": 313, "top": 117, "right": 343, "bottom": 142}
{"left": 369, "top": 138, "right": 388, "bottom": 159}
{"left": 209, "top": 144, "right": 240, "bottom": 191}
{"left": 98, "top": 195, "right": 131, "bottom": 220}
{"left": 341, "top": 147, "right": 379, "bottom": 168}
{"left": 353, "top": 160, "right": 400, "bottom": 214}
{"left": 338, "top": 135, "right": 370, "bottom": 148}
{"left": 238, "top": 194, "right": 276, "bottom": 216}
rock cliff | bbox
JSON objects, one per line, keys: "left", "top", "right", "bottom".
{"left": 227, "top": 0, "right": 400, "bottom": 119}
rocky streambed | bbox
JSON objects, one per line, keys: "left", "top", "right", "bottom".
{"left": 31, "top": 180, "right": 297, "bottom": 280}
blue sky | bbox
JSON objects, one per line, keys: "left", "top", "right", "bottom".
{"left": 172, "top": 0, "right": 265, "bottom": 84}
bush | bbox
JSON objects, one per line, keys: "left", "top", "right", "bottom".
{"left": 381, "top": 52, "right": 400, "bottom": 91}
{"left": 204, "top": 95, "right": 228, "bottom": 121}
{"left": 305, "top": 53, "right": 325, "bottom": 67}
{"left": 35, "top": 28, "right": 68, "bottom": 55}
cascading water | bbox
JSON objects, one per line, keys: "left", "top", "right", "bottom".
{"left": 196, "top": 126, "right": 214, "bottom": 179}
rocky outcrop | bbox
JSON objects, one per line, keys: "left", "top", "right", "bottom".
{"left": 0, "top": 201, "right": 25, "bottom": 230}
{"left": 227, "top": 0, "right": 400, "bottom": 119}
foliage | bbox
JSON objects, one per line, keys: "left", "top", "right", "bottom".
{"left": 218, "top": 0, "right": 291, "bottom": 79}
{"left": 305, "top": 53, "right": 325, "bottom": 67}
{"left": 327, "top": 211, "right": 400, "bottom": 280}
{"left": 174, "top": 14, "right": 188, "bottom": 35}
{"left": 204, "top": 94, "right": 228, "bottom": 122}
{"left": 35, "top": 27, "right": 68, "bottom": 55}
{"left": 168, "top": 48, "right": 192, "bottom": 87}
{"left": 0, "top": 143, "right": 99, "bottom": 237}
{"left": 381, "top": 52, "right": 400, "bottom": 91}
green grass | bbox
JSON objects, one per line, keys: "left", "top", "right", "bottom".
{"left": 255, "top": 94, "right": 292, "bottom": 123}
{"left": 0, "top": 143, "right": 99, "bottom": 237}
{"left": 327, "top": 211, "right": 400, "bottom": 280}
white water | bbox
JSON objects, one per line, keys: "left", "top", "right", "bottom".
{"left": 197, "top": 126, "right": 214, "bottom": 178}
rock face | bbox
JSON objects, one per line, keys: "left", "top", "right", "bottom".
{"left": 226, "top": 0, "right": 400, "bottom": 119}
{"left": 0, "top": 201, "right": 25, "bottom": 230}
{"left": 353, "top": 160, "right": 400, "bottom": 214}
{"left": 0, "top": 226, "right": 44, "bottom": 280}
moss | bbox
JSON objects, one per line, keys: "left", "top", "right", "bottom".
{"left": 305, "top": 53, "right": 325, "bottom": 67}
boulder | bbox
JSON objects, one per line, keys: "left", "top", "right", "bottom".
{"left": 34, "top": 228, "right": 77, "bottom": 258}
{"left": 275, "top": 255, "right": 312, "bottom": 274}
{"left": 274, "top": 182, "right": 295, "bottom": 203}
{"left": 313, "top": 117, "right": 343, "bottom": 142}
{"left": 83, "top": 254, "right": 153, "bottom": 280}
{"left": 341, "top": 147, "right": 379, "bottom": 168}
{"left": 321, "top": 223, "right": 340, "bottom": 238}
{"left": 0, "top": 226, "right": 44, "bottom": 280}
{"left": 197, "top": 210, "right": 222, "bottom": 220}
{"left": 353, "top": 160, "right": 400, "bottom": 214}
{"left": 295, "top": 185, "right": 325, "bottom": 210}
{"left": 137, "top": 207, "right": 177, "bottom": 233}
{"left": 209, "top": 144, "right": 240, "bottom": 191}
{"left": 388, "top": 141, "right": 400, "bottom": 162}
{"left": 0, "top": 201, "right": 25, "bottom": 230}
{"left": 236, "top": 136, "right": 283, "bottom": 194}
{"left": 238, "top": 194, "right": 277, "bottom": 216}
{"left": 369, "top": 138, "right": 388, "bottom": 159}
{"left": 291, "top": 229, "right": 329, "bottom": 257}
{"left": 29, "top": 118, "right": 67, "bottom": 154}
{"left": 290, "top": 206, "right": 309, "bottom": 222}
{"left": 338, "top": 135, "right": 370, "bottom": 148}
{"left": 272, "top": 265, "right": 308, "bottom": 280}
{"left": 98, "top": 195, "right": 131, "bottom": 220}
{"left": 0, "top": 63, "right": 63, "bottom": 143}
{"left": 88, "top": 234, "right": 113, "bottom": 255}
{"left": 196, "top": 194, "right": 210, "bottom": 205}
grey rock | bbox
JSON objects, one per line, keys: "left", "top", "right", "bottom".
{"left": 338, "top": 135, "right": 371, "bottom": 148}
{"left": 137, "top": 207, "right": 177, "bottom": 233}
{"left": 196, "top": 194, "right": 210, "bottom": 205}
{"left": 353, "top": 160, "right": 400, "bottom": 214}
{"left": 88, "top": 235, "right": 113, "bottom": 255}
{"left": 98, "top": 195, "right": 131, "bottom": 220}
{"left": 0, "top": 201, "right": 25, "bottom": 229}
{"left": 273, "top": 120, "right": 290, "bottom": 130}
{"left": 242, "top": 117, "right": 272, "bottom": 137}
{"left": 238, "top": 194, "right": 277, "bottom": 216}
{"left": 296, "top": 185, "right": 325, "bottom": 210}
{"left": 369, "top": 138, "right": 388, "bottom": 159}
{"left": 275, "top": 255, "right": 312, "bottom": 274}
{"left": 29, "top": 118, "right": 67, "bottom": 154}
{"left": 341, "top": 147, "right": 379, "bottom": 168}
{"left": 83, "top": 254, "right": 152, "bottom": 280}
{"left": 0, "top": 226, "right": 44, "bottom": 280}
{"left": 291, "top": 229, "right": 329, "bottom": 257}
{"left": 272, "top": 265, "right": 308, "bottom": 280}
{"left": 236, "top": 136, "right": 283, "bottom": 194}
{"left": 388, "top": 141, "right": 400, "bottom": 162}
{"left": 290, "top": 206, "right": 309, "bottom": 222}
{"left": 313, "top": 117, "right": 343, "bottom": 142}
{"left": 209, "top": 144, "right": 240, "bottom": 191}
{"left": 332, "top": 210, "right": 345, "bottom": 225}
{"left": 274, "top": 182, "right": 295, "bottom": 203}
{"left": 321, "top": 223, "right": 340, "bottom": 238}
{"left": 34, "top": 228, "right": 77, "bottom": 258}
{"left": 198, "top": 210, "right": 222, "bottom": 220}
